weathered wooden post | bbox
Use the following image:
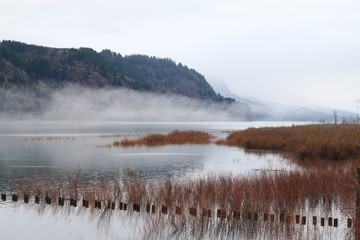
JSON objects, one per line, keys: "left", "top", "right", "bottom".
{"left": 58, "top": 197, "right": 64, "bottom": 206}
{"left": 302, "top": 216, "right": 306, "bottom": 225}
{"left": 12, "top": 194, "right": 18, "bottom": 201}
{"left": 162, "top": 205, "right": 167, "bottom": 214}
{"left": 133, "top": 203, "right": 140, "bottom": 212}
{"left": 189, "top": 207, "right": 197, "bottom": 217}
{"left": 328, "top": 217, "right": 333, "bottom": 227}
{"left": 313, "top": 216, "right": 317, "bottom": 225}
{"left": 24, "top": 194, "right": 29, "bottom": 203}
{"left": 176, "top": 207, "right": 181, "bottom": 215}
{"left": 35, "top": 195, "right": 40, "bottom": 204}
{"left": 356, "top": 167, "right": 360, "bottom": 239}
{"left": 82, "top": 199, "right": 89, "bottom": 208}
{"left": 1, "top": 193, "right": 6, "bottom": 201}
{"left": 45, "top": 196, "right": 51, "bottom": 205}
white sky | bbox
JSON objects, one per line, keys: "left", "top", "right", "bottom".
{"left": 1, "top": 0, "right": 360, "bottom": 112}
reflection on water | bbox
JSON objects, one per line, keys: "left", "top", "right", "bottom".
{"left": 0, "top": 121, "right": 308, "bottom": 239}
{"left": 0, "top": 121, "right": 297, "bottom": 192}
{"left": 0, "top": 200, "right": 352, "bottom": 240}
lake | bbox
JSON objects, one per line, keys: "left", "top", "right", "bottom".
{"left": 1, "top": 121, "right": 348, "bottom": 240}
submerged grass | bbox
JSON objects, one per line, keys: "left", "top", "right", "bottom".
{"left": 8, "top": 164, "right": 356, "bottom": 239}
{"left": 217, "top": 123, "right": 360, "bottom": 162}
{"left": 11, "top": 163, "right": 357, "bottom": 236}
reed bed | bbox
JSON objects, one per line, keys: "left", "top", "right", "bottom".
{"left": 217, "top": 123, "right": 360, "bottom": 161}
{"left": 110, "top": 130, "right": 214, "bottom": 147}
{"left": 10, "top": 163, "right": 357, "bottom": 239}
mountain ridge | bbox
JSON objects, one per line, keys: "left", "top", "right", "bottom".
{"left": 0, "top": 40, "right": 252, "bottom": 120}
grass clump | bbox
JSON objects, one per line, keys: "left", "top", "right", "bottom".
{"left": 113, "top": 130, "right": 214, "bottom": 147}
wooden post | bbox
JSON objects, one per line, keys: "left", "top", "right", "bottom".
{"left": 356, "top": 167, "right": 360, "bottom": 239}
{"left": 189, "top": 207, "right": 197, "bottom": 217}
{"left": 348, "top": 218, "right": 352, "bottom": 228}
{"left": 151, "top": 205, "right": 155, "bottom": 213}
{"left": 328, "top": 217, "right": 333, "bottom": 227}
{"left": 123, "top": 203, "right": 127, "bottom": 211}
{"left": 321, "top": 217, "right": 325, "bottom": 227}
{"left": 302, "top": 216, "right": 306, "bottom": 225}
{"left": 264, "top": 213, "right": 268, "bottom": 221}
{"left": 58, "top": 197, "right": 64, "bottom": 206}
{"left": 146, "top": 204, "right": 150, "bottom": 213}
{"left": 296, "top": 215, "right": 300, "bottom": 224}
{"left": 24, "top": 194, "right": 29, "bottom": 203}
{"left": 82, "top": 199, "right": 89, "bottom": 208}
{"left": 35, "top": 195, "right": 40, "bottom": 204}
{"left": 95, "top": 200, "right": 101, "bottom": 209}
{"left": 1, "top": 193, "right": 5, "bottom": 201}
{"left": 45, "top": 196, "right": 51, "bottom": 205}
{"left": 313, "top": 216, "right": 317, "bottom": 225}
{"left": 176, "top": 207, "right": 181, "bottom": 215}
{"left": 133, "top": 203, "right": 140, "bottom": 212}
{"left": 217, "top": 209, "right": 226, "bottom": 219}
{"left": 334, "top": 218, "right": 338, "bottom": 227}
{"left": 162, "top": 205, "right": 167, "bottom": 214}
{"left": 12, "top": 194, "right": 18, "bottom": 202}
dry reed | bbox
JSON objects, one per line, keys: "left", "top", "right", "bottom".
{"left": 110, "top": 130, "right": 214, "bottom": 147}
{"left": 217, "top": 123, "right": 360, "bottom": 162}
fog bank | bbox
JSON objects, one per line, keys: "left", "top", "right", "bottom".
{"left": 0, "top": 85, "right": 252, "bottom": 121}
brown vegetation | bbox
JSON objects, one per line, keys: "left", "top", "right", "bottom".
{"left": 10, "top": 163, "right": 356, "bottom": 239}
{"left": 12, "top": 162, "right": 356, "bottom": 220}
{"left": 217, "top": 123, "right": 360, "bottom": 161}
{"left": 110, "top": 130, "right": 214, "bottom": 147}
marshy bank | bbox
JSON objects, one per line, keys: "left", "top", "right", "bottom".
{"left": 217, "top": 123, "right": 360, "bottom": 162}
{"left": 107, "top": 123, "right": 360, "bottom": 163}
{"left": 3, "top": 162, "right": 356, "bottom": 239}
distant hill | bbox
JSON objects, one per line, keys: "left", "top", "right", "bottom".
{"left": 207, "top": 78, "right": 357, "bottom": 122}
{"left": 0, "top": 40, "right": 252, "bottom": 119}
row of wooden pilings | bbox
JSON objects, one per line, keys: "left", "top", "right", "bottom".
{"left": 1, "top": 192, "right": 349, "bottom": 228}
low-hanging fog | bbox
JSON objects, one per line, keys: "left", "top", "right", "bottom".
{"left": 0, "top": 85, "right": 252, "bottom": 122}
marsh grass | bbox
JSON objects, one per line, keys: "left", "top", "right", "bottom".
{"left": 11, "top": 162, "right": 357, "bottom": 239}
{"left": 217, "top": 123, "right": 360, "bottom": 162}
{"left": 110, "top": 130, "right": 214, "bottom": 147}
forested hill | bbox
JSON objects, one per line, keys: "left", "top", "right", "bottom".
{"left": 0, "top": 40, "right": 233, "bottom": 103}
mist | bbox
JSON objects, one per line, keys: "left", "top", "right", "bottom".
{"left": 0, "top": 85, "right": 252, "bottom": 122}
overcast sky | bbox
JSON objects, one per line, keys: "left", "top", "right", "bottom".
{"left": 1, "top": 0, "right": 360, "bottom": 112}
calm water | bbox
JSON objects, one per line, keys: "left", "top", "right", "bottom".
{"left": 4, "top": 120, "right": 344, "bottom": 240}
{"left": 0, "top": 121, "right": 304, "bottom": 191}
